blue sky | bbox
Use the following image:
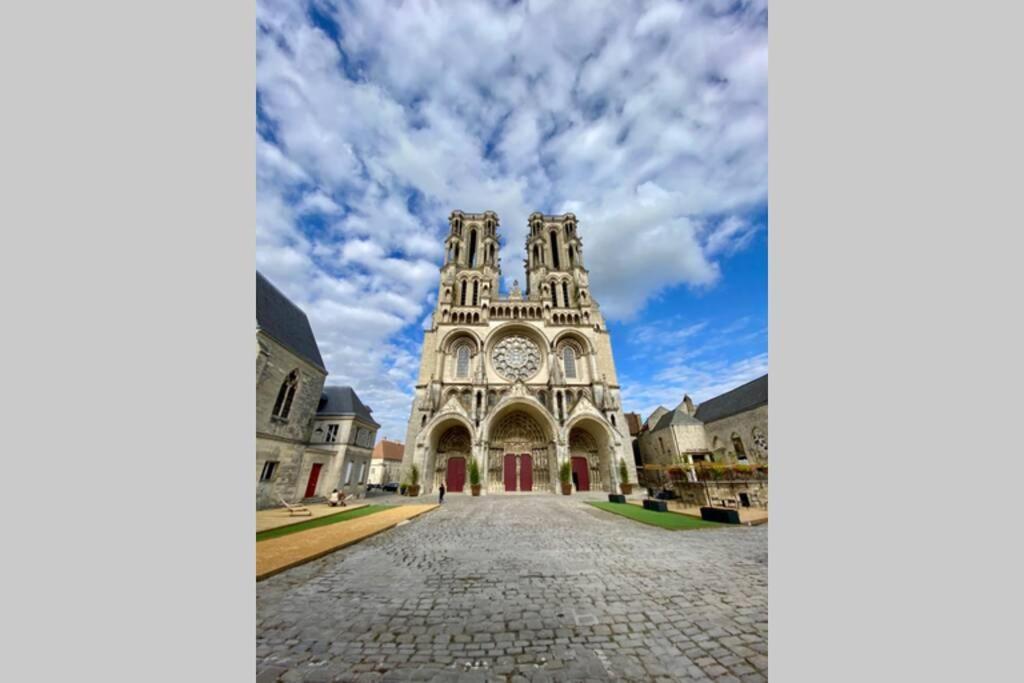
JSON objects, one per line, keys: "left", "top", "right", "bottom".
{"left": 256, "top": 0, "right": 768, "bottom": 441}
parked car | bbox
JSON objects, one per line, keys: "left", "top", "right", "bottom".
{"left": 382, "top": 482, "right": 399, "bottom": 492}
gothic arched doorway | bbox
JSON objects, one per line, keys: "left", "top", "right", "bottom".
{"left": 568, "top": 422, "right": 612, "bottom": 492}
{"left": 437, "top": 425, "right": 470, "bottom": 494}
{"left": 488, "top": 410, "right": 552, "bottom": 493}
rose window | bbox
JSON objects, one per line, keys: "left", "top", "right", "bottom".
{"left": 491, "top": 335, "right": 541, "bottom": 381}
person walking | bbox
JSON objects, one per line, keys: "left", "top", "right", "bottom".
{"left": 438, "top": 482, "right": 446, "bottom": 505}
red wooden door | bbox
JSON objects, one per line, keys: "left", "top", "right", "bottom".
{"left": 446, "top": 457, "right": 466, "bottom": 493}
{"left": 519, "top": 453, "right": 533, "bottom": 492}
{"left": 304, "top": 463, "right": 323, "bottom": 498}
{"left": 504, "top": 453, "right": 517, "bottom": 491}
{"left": 571, "top": 456, "right": 590, "bottom": 491}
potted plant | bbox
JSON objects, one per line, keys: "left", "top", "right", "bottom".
{"left": 406, "top": 464, "right": 421, "bottom": 497}
{"left": 619, "top": 459, "right": 633, "bottom": 495}
{"left": 559, "top": 460, "right": 572, "bottom": 495}
{"left": 469, "top": 458, "right": 482, "bottom": 496}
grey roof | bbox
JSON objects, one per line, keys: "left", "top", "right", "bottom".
{"left": 644, "top": 406, "right": 669, "bottom": 430}
{"left": 257, "top": 271, "right": 326, "bottom": 372}
{"left": 652, "top": 407, "right": 704, "bottom": 431}
{"left": 695, "top": 374, "right": 768, "bottom": 424}
{"left": 317, "top": 385, "right": 380, "bottom": 428}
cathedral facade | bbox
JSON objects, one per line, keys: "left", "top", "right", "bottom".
{"left": 401, "top": 211, "right": 637, "bottom": 495}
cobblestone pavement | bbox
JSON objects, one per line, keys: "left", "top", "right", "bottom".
{"left": 257, "top": 493, "right": 767, "bottom": 682}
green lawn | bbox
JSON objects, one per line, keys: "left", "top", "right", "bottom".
{"left": 257, "top": 505, "right": 394, "bottom": 542}
{"left": 587, "top": 502, "right": 727, "bottom": 530}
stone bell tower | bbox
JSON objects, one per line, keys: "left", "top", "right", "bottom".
{"left": 524, "top": 212, "right": 596, "bottom": 320}
{"left": 436, "top": 210, "right": 501, "bottom": 326}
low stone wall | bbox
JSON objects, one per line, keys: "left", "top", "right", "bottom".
{"left": 671, "top": 480, "right": 768, "bottom": 508}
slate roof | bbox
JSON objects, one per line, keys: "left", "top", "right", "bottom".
{"left": 652, "top": 407, "right": 703, "bottom": 431}
{"left": 256, "top": 271, "right": 326, "bottom": 372}
{"left": 372, "top": 439, "right": 405, "bottom": 462}
{"left": 317, "top": 385, "right": 380, "bottom": 428}
{"left": 695, "top": 374, "right": 768, "bottom": 424}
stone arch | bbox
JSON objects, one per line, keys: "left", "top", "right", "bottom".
{"left": 440, "top": 328, "right": 483, "bottom": 354}
{"left": 553, "top": 329, "right": 593, "bottom": 355}
{"left": 484, "top": 401, "right": 558, "bottom": 493}
{"left": 566, "top": 416, "right": 617, "bottom": 492}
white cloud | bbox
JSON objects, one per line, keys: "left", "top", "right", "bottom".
{"left": 256, "top": 0, "right": 767, "bottom": 438}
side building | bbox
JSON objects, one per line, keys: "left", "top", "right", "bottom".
{"left": 256, "top": 271, "right": 379, "bottom": 508}
{"left": 637, "top": 374, "right": 768, "bottom": 508}
{"left": 369, "top": 439, "right": 405, "bottom": 486}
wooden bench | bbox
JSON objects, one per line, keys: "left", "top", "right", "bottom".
{"left": 278, "top": 496, "right": 312, "bottom": 517}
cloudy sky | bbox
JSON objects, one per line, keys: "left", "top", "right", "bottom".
{"left": 256, "top": 0, "right": 768, "bottom": 441}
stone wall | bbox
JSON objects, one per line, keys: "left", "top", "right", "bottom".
{"left": 256, "top": 333, "right": 328, "bottom": 509}
{"left": 256, "top": 332, "right": 326, "bottom": 444}
{"left": 670, "top": 480, "right": 769, "bottom": 509}
{"left": 703, "top": 405, "right": 768, "bottom": 464}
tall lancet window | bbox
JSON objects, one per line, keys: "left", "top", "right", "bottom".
{"left": 472, "top": 280, "right": 479, "bottom": 306}
{"left": 460, "top": 280, "right": 467, "bottom": 306}
{"left": 272, "top": 370, "right": 299, "bottom": 419}
{"left": 550, "top": 231, "right": 560, "bottom": 269}
{"left": 563, "top": 347, "right": 577, "bottom": 379}
{"left": 562, "top": 282, "right": 570, "bottom": 307}
{"left": 468, "top": 229, "right": 478, "bottom": 267}
{"left": 456, "top": 345, "right": 470, "bottom": 378}
{"left": 568, "top": 245, "right": 575, "bottom": 267}
{"left": 551, "top": 285, "right": 558, "bottom": 307}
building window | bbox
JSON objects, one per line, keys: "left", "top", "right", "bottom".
{"left": 472, "top": 280, "right": 479, "bottom": 306}
{"left": 456, "top": 345, "right": 470, "bottom": 378}
{"left": 550, "top": 231, "right": 560, "bottom": 269}
{"left": 344, "top": 461, "right": 353, "bottom": 485}
{"left": 272, "top": 370, "right": 298, "bottom": 420}
{"left": 659, "top": 436, "right": 666, "bottom": 454}
{"left": 259, "top": 461, "right": 278, "bottom": 482}
{"left": 562, "top": 282, "right": 570, "bottom": 307}
{"left": 551, "top": 285, "right": 558, "bottom": 307}
{"left": 732, "top": 433, "right": 748, "bottom": 461}
{"left": 562, "top": 346, "right": 577, "bottom": 378}
{"left": 325, "top": 424, "right": 338, "bottom": 443}
{"left": 357, "top": 462, "right": 365, "bottom": 484}
{"left": 460, "top": 280, "right": 467, "bottom": 306}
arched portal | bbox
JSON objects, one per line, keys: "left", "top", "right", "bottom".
{"left": 568, "top": 418, "right": 615, "bottom": 492}
{"left": 435, "top": 424, "right": 471, "bottom": 494}
{"left": 486, "top": 409, "right": 553, "bottom": 493}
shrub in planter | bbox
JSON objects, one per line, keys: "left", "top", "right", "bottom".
{"left": 469, "top": 458, "right": 482, "bottom": 496}
{"left": 618, "top": 459, "right": 633, "bottom": 494}
{"left": 559, "top": 460, "right": 572, "bottom": 495}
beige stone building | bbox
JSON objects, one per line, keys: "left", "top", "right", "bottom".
{"left": 401, "top": 211, "right": 636, "bottom": 495}
{"left": 637, "top": 374, "right": 768, "bottom": 508}
{"left": 369, "top": 439, "right": 404, "bottom": 486}
{"left": 256, "top": 272, "right": 379, "bottom": 508}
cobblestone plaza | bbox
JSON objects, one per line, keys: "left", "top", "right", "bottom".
{"left": 257, "top": 494, "right": 767, "bottom": 682}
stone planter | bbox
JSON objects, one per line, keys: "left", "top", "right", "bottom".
{"left": 471, "top": 484, "right": 481, "bottom": 497}
{"left": 608, "top": 494, "right": 626, "bottom": 504}
{"left": 407, "top": 485, "right": 421, "bottom": 497}
{"left": 643, "top": 499, "right": 668, "bottom": 512}
{"left": 620, "top": 483, "right": 633, "bottom": 495}
{"left": 560, "top": 482, "right": 572, "bottom": 495}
